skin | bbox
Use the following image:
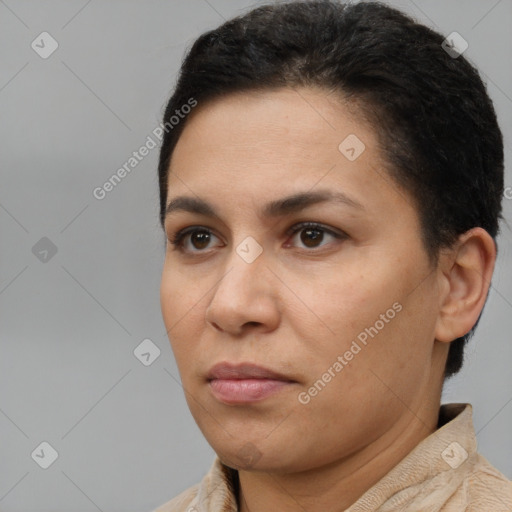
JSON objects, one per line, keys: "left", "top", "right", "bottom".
{"left": 160, "top": 87, "right": 496, "bottom": 512}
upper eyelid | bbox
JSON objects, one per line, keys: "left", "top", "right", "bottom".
{"left": 170, "top": 221, "right": 342, "bottom": 238}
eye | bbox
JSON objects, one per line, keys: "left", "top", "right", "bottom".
{"left": 168, "top": 226, "right": 221, "bottom": 254}
{"left": 285, "top": 221, "right": 346, "bottom": 250}
{"left": 169, "top": 221, "right": 346, "bottom": 255}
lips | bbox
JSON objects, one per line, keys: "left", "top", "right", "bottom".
{"left": 207, "top": 362, "right": 296, "bottom": 404}
{"left": 207, "top": 362, "right": 293, "bottom": 381}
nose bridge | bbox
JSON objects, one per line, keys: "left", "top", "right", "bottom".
{"left": 217, "top": 234, "right": 268, "bottom": 297}
{"left": 206, "top": 234, "right": 277, "bottom": 332}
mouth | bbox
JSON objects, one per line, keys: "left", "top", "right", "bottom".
{"left": 207, "top": 362, "right": 296, "bottom": 404}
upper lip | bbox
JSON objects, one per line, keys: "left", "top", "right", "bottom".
{"left": 207, "top": 362, "right": 294, "bottom": 381}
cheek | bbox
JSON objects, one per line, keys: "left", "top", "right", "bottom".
{"left": 160, "top": 265, "right": 204, "bottom": 360}
{"left": 160, "top": 261, "right": 205, "bottom": 322}
{"left": 295, "top": 260, "right": 425, "bottom": 378}
{"left": 303, "top": 265, "right": 394, "bottom": 339}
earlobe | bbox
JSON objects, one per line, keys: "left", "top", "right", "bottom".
{"left": 434, "top": 227, "right": 496, "bottom": 343}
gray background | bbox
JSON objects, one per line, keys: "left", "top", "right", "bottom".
{"left": 1, "top": 0, "right": 511, "bottom": 511}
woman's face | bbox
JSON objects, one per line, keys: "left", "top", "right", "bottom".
{"left": 160, "top": 87, "right": 448, "bottom": 473}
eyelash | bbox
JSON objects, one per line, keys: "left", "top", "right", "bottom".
{"left": 168, "top": 221, "right": 346, "bottom": 255}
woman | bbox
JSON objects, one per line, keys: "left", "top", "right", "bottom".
{"left": 155, "top": 1, "right": 512, "bottom": 510}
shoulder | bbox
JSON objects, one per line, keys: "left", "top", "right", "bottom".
{"left": 151, "top": 483, "right": 200, "bottom": 512}
{"left": 461, "top": 453, "right": 512, "bottom": 510}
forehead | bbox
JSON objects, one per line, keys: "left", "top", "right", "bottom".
{"left": 173, "top": 87, "right": 367, "bottom": 157}
{"left": 170, "top": 88, "right": 375, "bottom": 184}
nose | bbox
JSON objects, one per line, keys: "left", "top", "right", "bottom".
{"left": 205, "top": 243, "right": 280, "bottom": 336}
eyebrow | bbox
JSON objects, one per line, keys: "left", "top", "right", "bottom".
{"left": 164, "top": 189, "right": 365, "bottom": 221}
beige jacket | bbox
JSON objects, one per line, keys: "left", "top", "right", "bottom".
{"left": 154, "top": 403, "right": 512, "bottom": 511}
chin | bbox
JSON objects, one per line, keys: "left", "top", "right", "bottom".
{"left": 211, "top": 437, "right": 308, "bottom": 474}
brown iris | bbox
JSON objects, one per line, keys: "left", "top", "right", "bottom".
{"left": 300, "top": 228, "right": 324, "bottom": 248}
{"left": 191, "top": 231, "right": 211, "bottom": 250}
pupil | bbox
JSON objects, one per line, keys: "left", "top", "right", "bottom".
{"left": 192, "top": 231, "right": 210, "bottom": 249}
{"left": 301, "top": 228, "right": 323, "bottom": 247}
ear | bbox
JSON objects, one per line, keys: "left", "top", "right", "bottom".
{"left": 434, "top": 227, "right": 497, "bottom": 343}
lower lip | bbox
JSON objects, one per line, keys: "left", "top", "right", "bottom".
{"left": 209, "top": 378, "right": 292, "bottom": 404}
